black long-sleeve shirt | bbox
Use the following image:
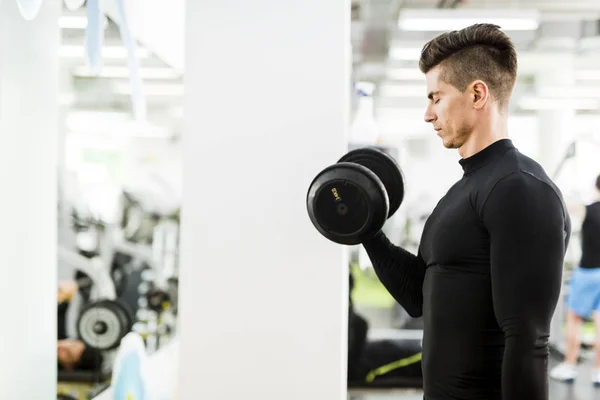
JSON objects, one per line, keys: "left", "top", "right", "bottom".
{"left": 363, "top": 139, "right": 570, "bottom": 400}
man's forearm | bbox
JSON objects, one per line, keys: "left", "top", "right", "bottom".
{"left": 362, "top": 232, "right": 425, "bottom": 317}
{"left": 502, "top": 336, "right": 549, "bottom": 400}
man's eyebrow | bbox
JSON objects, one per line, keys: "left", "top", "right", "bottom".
{"left": 428, "top": 90, "right": 440, "bottom": 100}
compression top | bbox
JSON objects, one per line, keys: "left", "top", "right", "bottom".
{"left": 580, "top": 201, "right": 600, "bottom": 269}
{"left": 363, "top": 138, "right": 571, "bottom": 400}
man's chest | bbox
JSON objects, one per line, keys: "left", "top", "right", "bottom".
{"left": 419, "top": 186, "right": 490, "bottom": 268}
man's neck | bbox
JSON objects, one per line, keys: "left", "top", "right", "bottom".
{"left": 458, "top": 111, "right": 508, "bottom": 159}
{"left": 458, "top": 108, "right": 508, "bottom": 158}
{"left": 458, "top": 127, "right": 508, "bottom": 159}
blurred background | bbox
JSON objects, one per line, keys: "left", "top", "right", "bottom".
{"left": 35, "top": 0, "right": 600, "bottom": 399}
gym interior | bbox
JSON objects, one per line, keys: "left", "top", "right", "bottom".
{"left": 3, "top": 0, "right": 600, "bottom": 399}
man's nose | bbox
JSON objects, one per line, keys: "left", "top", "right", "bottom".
{"left": 424, "top": 108, "right": 435, "bottom": 123}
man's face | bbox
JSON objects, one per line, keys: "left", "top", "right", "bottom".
{"left": 424, "top": 66, "right": 475, "bottom": 149}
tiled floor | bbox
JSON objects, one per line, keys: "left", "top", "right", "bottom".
{"left": 348, "top": 357, "right": 600, "bottom": 400}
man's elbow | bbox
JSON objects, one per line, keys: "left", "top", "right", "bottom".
{"left": 502, "top": 324, "right": 550, "bottom": 356}
{"left": 405, "top": 303, "right": 423, "bottom": 319}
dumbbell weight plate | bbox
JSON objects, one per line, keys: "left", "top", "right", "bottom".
{"left": 306, "top": 162, "right": 389, "bottom": 245}
{"left": 77, "top": 300, "right": 133, "bottom": 351}
{"left": 338, "top": 148, "right": 405, "bottom": 219}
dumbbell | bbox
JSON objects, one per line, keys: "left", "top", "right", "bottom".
{"left": 306, "top": 147, "right": 405, "bottom": 245}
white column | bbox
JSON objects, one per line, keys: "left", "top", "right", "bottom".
{"left": 0, "top": 0, "right": 60, "bottom": 398}
{"left": 534, "top": 40, "right": 576, "bottom": 179}
{"left": 178, "top": 1, "right": 350, "bottom": 399}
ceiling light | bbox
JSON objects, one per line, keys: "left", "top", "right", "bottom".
{"left": 386, "top": 68, "right": 424, "bottom": 81}
{"left": 58, "top": 15, "right": 87, "bottom": 29}
{"left": 378, "top": 83, "right": 425, "bottom": 98}
{"left": 66, "top": 111, "right": 172, "bottom": 138}
{"left": 398, "top": 9, "right": 540, "bottom": 32}
{"left": 59, "top": 15, "right": 108, "bottom": 30}
{"left": 518, "top": 97, "right": 599, "bottom": 111}
{"left": 113, "top": 83, "right": 184, "bottom": 96}
{"left": 537, "top": 86, "right": 600, "bottom": 99}
{"left": 388, "top": 47, "right": 422, "bottom": 61}
{"left": 59, "top": 45, "right": 150, "bottom": 59}
{"left": 72, "top": 66, "right": 181, "bottom": 80}
{"left": 575, "top": 70, "right": 600, "bottom": 81}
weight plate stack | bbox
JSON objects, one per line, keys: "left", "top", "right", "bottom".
{"left": 77, "top": 300, "right": 133, "bottom": 351}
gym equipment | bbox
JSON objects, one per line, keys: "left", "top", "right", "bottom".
{"left": 77, "top": 300, "right": 133, "bottom": 351}
{"left": 59, "top": 247, "right": 118, "bottom": 302}
{"left": 306, "top": 147, "right": 404, "bottom": 245}
{"left": 146, "top": 288, "right": 171, "bottom": 313}
{"left": 339, "top": 148, "right": 405, "bottom": 218}
{"left": 56, "top": 395, "right": 78, "bottom": 400}
{"left": 111, "top": 262, "right": 129, "bottom": 298}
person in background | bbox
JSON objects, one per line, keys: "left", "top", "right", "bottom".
{"left": 57, "top": 280, "right": 103, "bottom": 371}
{"left": 551, "top": 174, "right": 600, "bottom": 385}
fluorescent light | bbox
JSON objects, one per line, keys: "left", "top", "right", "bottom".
{"left": 66, "top": 111, "right": 172, "bottom": 138}
{"left": 386, "top": 68, "right": 424, "bottom": 81}
{"left": 59, "top": 45, "right": 150, "bottom": 59}
{"left": 576, "top": 70, "right": 600, "bottom": 81}
{"left": 59, "top": 16, "right": 87, "bottom": 29}
{"left": 537, "top": 86, "right": 600, "bottom": 99}
{"left": 72, "top": 66, "right": 180, "bottom": 79}
{"left": 518, "top": 97, "right": 599, "bottom": 110}
{"left": 379, "top": 83, "right": 425, "bottom": 98}
{"left": 113, "top": 83, "right": 184, "bottom": 96}
{"left": 388, "top": 47, "right": 422, "bottom": 61}
{"left": 59, "top": 15, "right": 108, "bottom": 30}
{"left": 398, "top": 9, "right": 540, "bottom": 32}
{"left": 376, "top": 108, "right": 425, "bottom": 121}
{"left": 400, "top": 18, "right": 539, "bottom": 31}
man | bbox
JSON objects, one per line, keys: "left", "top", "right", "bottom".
{"left": 362, "top": 24, "right": 571, "bottom": 399}
{"left": 57, "top": 280, "right": 103, "bottom": 371}
{"left": 550, "top": 174, "right": 600, "bottom": 385}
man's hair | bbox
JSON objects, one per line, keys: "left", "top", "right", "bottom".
{"left": 596, "top": 174, "right": 600, "bottom": 191}
{"left": 419, "top": 23, "right": 518, "bottom": 108}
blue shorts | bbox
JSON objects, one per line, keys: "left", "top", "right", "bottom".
{"left": 566, "top": 266, "right": 600, "bottom": 318}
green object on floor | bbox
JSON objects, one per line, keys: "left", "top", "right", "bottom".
{"left": 561, "top": 321, "right": 596, "bottom": 337}
{"left": 350, "top": 264, "right": 395, "bottom": 308}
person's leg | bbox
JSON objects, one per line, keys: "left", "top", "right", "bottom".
{"left": 550, "top": 310, "right": 584, "bottom": 382}
{"left": 564, "top": 310, "right": 584, "bottom": 365}
{"left": 592, "top": 311, "right": 600, "bottom": 386}
{"left": 550, "top": 267, "right": 591, "bottom": 382}
{"left": 589, "top": 277, "right": 600, "bottom": 386}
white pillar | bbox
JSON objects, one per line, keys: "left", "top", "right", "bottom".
{"left": 534, "top": 41, "right": 576, "bottom": 179}
{"left": 178, "top": 1, "right": 350, "bottom": 399}
{"left": 0, "top": 0, "right": 60, "bottom": 398}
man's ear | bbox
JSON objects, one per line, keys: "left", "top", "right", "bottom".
{"left": 470, "top": 80, "right": 489, "bottom": 110}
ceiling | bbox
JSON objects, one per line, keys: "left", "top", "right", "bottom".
{"left": 60, "top": 3, "right": 183, "bottom": 138}
{"left": 59, "top": 1, "right": 600, "bottom": 141}
{"left": 351, "top": 0, "right": 600, "bottom": 121}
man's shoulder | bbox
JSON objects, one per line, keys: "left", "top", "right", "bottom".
{"left": 472, "top": 149, "right": 565, "bottom": 214}
{"left": 491, "top": 147, "right": 547, "bottom": 181}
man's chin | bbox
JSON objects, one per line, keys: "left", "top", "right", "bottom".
{"left": 441, "top": 138, "right": 456, "bottom": 149}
